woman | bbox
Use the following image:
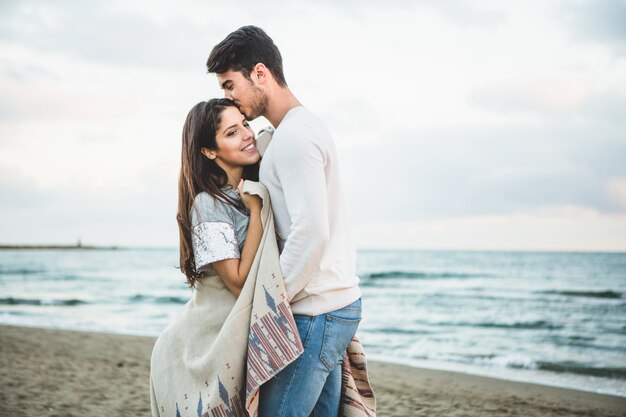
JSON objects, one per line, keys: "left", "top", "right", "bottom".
{"left": 151, "top": 98, "right": 305, "bottom": 417}
{"left": 177, "top": 98, "right": 263, "bottom": 296}
{"left": 150, "top": 99, "right": 374, "bottom": 417}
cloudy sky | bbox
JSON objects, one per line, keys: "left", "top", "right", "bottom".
{"left": 1, "top": 0, "right": 625, "bottom": 251}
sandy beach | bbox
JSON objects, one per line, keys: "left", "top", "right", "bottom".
{"left": 1, "top": 324, "right": 624, "bottom": 417}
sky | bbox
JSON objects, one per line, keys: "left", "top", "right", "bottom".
{"left": 0, "top": 0, "right": 625, "bottom": 251}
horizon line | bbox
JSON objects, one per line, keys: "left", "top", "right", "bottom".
{"left": 1, "top": 243, "right": 625, "bottom": 254}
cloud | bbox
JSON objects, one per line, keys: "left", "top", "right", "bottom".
{"left": 561, "top": 0, "right": 626, "bottom": 54}
{"left": 580, "top": 90, "right": 626, "bottom": 124}
{"left": 420, "top": 0, "right": 506, "bottom": 27}
{"left": 340, "top": 121, "right": 626, "bottom": 222}
{"left": 0, "top": 167, "right": 178, "bottom": 246}
{"left": 469, "top": 79, "right": 590, "bottom": 115}
{"left": 0, "top": 168, "right": 54, "bottom": 208}
{"left": 352, "top": 208, "right": 626, "bottom": 251}
{"left": 1, "top": 1, "right": 624, "bottom": 250}
{"left": 469, "top": 80, "right": 626, "bottom": 128}
{"left": 605, "top": 178, "right": 626, "bottom": 209}
{"left": 313, "top": 0, "right": 506, "bottom": 26}
{"left": 0, "top": 0, "right": 230, "bottom": 70}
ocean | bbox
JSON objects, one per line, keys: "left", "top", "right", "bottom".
{"left": 1, "top": 248, "right": 625, "bottom": 397}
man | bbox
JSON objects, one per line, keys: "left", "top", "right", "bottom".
{"left": 207, "top": 26, "right": 361, "bottom": 417}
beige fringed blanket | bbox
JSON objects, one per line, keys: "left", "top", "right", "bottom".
{"left": 150, "top": 181, "right": 375, "bottom": 417}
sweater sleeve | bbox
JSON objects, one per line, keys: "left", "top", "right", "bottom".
{"left": 274, "top": 130, "right": 330, "bottom": 301}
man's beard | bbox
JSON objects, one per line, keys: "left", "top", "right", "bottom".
{"left": 243, "top": 84, "right": 268, "bottom": 120}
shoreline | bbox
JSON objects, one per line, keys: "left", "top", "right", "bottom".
{"left": 366, "top": 353, "right": 626, "bottom": 399}
{"left": 1, "top": 324, "right": 625, "bottom": 417}
{"left": 5, "top": 321, "right": 624, "bottom": 398}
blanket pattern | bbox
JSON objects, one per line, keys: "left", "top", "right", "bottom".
{"left": 150, "top": 180, "right": 375, "bottom": 417}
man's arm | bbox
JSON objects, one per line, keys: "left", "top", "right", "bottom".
{"left": 274, "top": 131, "right": 329, "bottom": 300}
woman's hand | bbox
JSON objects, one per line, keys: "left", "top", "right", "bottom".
{"left": 238, "top": 179, "right": 262, "bottom": 212}
{"left": 213, "top": 179, "right": 264, "bottom": 298}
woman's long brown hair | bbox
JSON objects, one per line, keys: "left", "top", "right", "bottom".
{"left": 177, "top": 98, "right": 259, "bottom": 287}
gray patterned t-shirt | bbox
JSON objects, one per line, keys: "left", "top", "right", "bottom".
{"left": 190, "top": 188, "right": 249, "bottom": 272}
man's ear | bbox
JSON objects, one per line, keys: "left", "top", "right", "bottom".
{"left": 252, "top": 63, "right": 269, "bottom": 84}
{"left": 201, "top": 148, "right": 217, "bottom": 160}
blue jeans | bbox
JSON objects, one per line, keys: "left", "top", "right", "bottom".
{"left": 258, "top": 298, "right": 362, "bottom": 417}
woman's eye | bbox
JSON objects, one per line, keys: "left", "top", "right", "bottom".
{"left": 228, "top": 130, "right": 236, "bottom": 136}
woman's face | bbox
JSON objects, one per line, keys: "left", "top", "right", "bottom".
{"left": 210, "top": 106, "right": 260, "bottom": 169}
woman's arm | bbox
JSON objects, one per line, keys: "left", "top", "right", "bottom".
{"left": 212, "top": 182, "right": 263, "bottom": 297}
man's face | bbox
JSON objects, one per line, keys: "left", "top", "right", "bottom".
{"left": 216, "top": 69, "right": 267, "bottom": 120}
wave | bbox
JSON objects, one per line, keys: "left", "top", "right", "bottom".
{"left": 474, "top": 320, "right": 564, "bottom": 330}
{"left": 0, "top": 269, "right": 85, "bottom": 281}
{"left": 544, "top": 335, "right": 626, "bottom": 353}
{"left": 0, "top": 297, "right": 86, "bottom": 306}
{"left": 366, "top": 327, "right": 433, "bottom": 335}
{"left": 128, "top": 294, "right": 188, "bottom": 304}
{"left": 443, "top": 354, "right": 626, "bottom": 379}
{"left": 535, "top": 361, "right": 626, "bottom": 379}
{"left": 539, "top": 290, "right": 623, "bottom": 299}
{"left": 0, "top": 267, "right": 46, "bottom": 275}
{"left": 547, "top": 334, "right": 595, "bottom": 344}
{"left": 361, "top": 271, "right": 485, "bottom": 280}
{"left": 414, "top": 320, "right": 564, "bottom": 330}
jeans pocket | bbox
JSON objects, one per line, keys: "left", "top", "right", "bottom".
{"left": 319, "top": 315, "right": 361, "bottom": 372}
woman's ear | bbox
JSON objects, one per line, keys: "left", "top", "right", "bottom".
{"left": 201, "top": 148, "right": 217, "bottom": 160}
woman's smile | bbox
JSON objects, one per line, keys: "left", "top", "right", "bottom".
{"left": 242, "top": 142, "right": 256, "bottom": 152}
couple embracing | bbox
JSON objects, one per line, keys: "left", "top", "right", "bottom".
{"left": 150, "top": 26, "right": 375, "bottom": 417}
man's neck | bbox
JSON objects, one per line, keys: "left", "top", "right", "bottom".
{"left": 264, "top": 87, "right": 302, "bottom": 128}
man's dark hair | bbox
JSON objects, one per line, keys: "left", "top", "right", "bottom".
{"left": 207, "top": 25, "right": 287, "bottom": 87}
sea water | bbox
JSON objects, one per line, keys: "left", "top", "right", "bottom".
{"left": 1, "top": 248, "right": 624, "bottom": 396}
